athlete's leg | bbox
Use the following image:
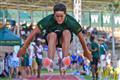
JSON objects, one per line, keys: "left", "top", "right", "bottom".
{"left": 62, "top": 30, "right": 71, "bottom": 57}
{"left": 47, "top": 32, "right": 58, "bottom": 60}
{"left": 60, "top": 30, "right": 71, "bottom": 75}
{"left": 44, "top": 32, "right": 58, "bottom": 72}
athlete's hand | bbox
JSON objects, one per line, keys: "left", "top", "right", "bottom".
{"left": 84, "top": 50, "right": 92, "bottom": 61}
{"left": 17, "top": 47, "right": 26, "bottom": 57}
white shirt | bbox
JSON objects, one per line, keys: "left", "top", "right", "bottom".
{"left": 35, "top": 45, "right": 43, "bottom": 59}
{"left": 29, "top": 42, "right": 35, "bottom": 58}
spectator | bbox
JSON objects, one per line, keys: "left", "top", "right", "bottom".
{"left": 90, "top": 35, "right": 100, "bottom": 80}
{"left": 4, "top": 52, "right": 10, "bottom": 77}
{"left": 9, "top": 52, "right": 19, "bottom": 78}
{"left": 33, "top": 40, "right": 43, "bottom": 78}
{"left": 28, "top": 42, "right": 35, "bottom": 76}
{"left": 21, "top": 51, "right": 29, "bottom": 78}
{"left": 70, "top": 53, "right": 78, "bottom": 70}
{"left": 98, "top": 38, "right": 107, "bottom": 69}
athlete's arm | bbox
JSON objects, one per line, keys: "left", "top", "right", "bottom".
{"left": 17, "top": 26, "right": 41, "bottom": 57}
{"left": 23, "top": 26, "right": 40, "bottom": 48}
{"left": 77, "top": 32, "right": 92, "bottom": 61}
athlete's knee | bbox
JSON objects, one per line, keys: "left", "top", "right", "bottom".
{"left": 63, "top": 30, "right": 71, "bottom": 35}
{"left": 62, "top": 30, "right": 71, "bottom": 43}
{"left": 62, "top": 30, "right": 71, "bottom": 38}
{"left": 48, "top": 32, "right": 57, "bottom": 40}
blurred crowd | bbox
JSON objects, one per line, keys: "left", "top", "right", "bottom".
{"left": 0, "top": 23, "right": 120, "bottom": 80}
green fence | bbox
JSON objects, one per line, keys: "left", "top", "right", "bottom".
{"left": 0, "top": 9, "right": 120, "bottom": 28}
{"left": 82, "top": 11, "right": 120, "bottom": 27}
{"left": 0, "top": 9, "right": 73, "bottom": 23}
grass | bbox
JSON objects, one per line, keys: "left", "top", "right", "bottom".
{"left": 0, "top": 77, "right": 11, "bottom": 80}
{"left": 84, "top": 75, "right": 92, "bottom": 80}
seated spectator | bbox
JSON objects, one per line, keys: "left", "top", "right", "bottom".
{"left": 82, "top": 58, "right": 90, "bottom": 75}
{"left": 70, "top": 53, "right": 77, "bottom": 70}
{"left": 77, "top": 53, "right": 84, "bottom": 66}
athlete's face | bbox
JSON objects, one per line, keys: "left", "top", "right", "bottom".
{"left": 54, "top": 11, "right": 66, "bottom": 24}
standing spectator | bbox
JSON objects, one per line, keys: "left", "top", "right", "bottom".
{"left": 101, "top": 36, "right": 109, "bottom": 51}
{"left": 4, "top": 52, "right": 10, "bottom": 77}
{"left": 33, "top": 40, "right": 43, "bottom": 78}
{"left": 9, "top": 52, "right": 19, "bottom": 78}
{"left": 21, "top": 51, "right": 29, "bottom": 78}
{"left": 90, "top": 35, "right": 100, "bottom": 80}
{"left": 12, "top": 53, "right": 19, "bottom": 78}
{"left": 98, "top": 38, "right": 107, "bottom": 69}
{"left": 28, "top": 42, "right": 35, "bottom": 76}
{"left": 31, "top": 54, "right": 38, "bottom": 77}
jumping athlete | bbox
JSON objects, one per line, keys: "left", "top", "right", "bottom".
{"left": 17, "top": 2, "right": 92, "bottom": 76}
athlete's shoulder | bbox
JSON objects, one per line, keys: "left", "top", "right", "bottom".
{"left": 38, "top": 14, "right": 54, "bottom": 26}
{"left": 65, "top": 14, "right": 79, "bottom": 25}
{"left": 66, "top": 14, "right": 77, "bottom": 21}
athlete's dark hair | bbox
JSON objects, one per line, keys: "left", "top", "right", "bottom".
{"left": 53, "top": 3, "right": 66, "bottom": 13}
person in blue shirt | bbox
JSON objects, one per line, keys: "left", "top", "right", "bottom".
{"left": 71, "top": 54, "right": 77, "bottom": 64}
{"left": 77, "top": 54, "right": 84, "bottom": 65}
{"left": 70, "top": 54, "right": 77, "bottom": 70}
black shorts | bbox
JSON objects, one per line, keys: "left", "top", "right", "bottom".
{"left": 90, "top": 58, "right": 99, "bottom": 66}
{"left": 45, "top": 29, "right": 73, "bottom": 48}
{"left": 71, "top": 60, "right": 77, "bottom": 64}
{"left": 36, "top": 58, "right": 42, "bottom": 66}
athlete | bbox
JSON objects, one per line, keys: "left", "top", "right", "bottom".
{"left": 17, "top": 3, "right": 92, "bottom": 74}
